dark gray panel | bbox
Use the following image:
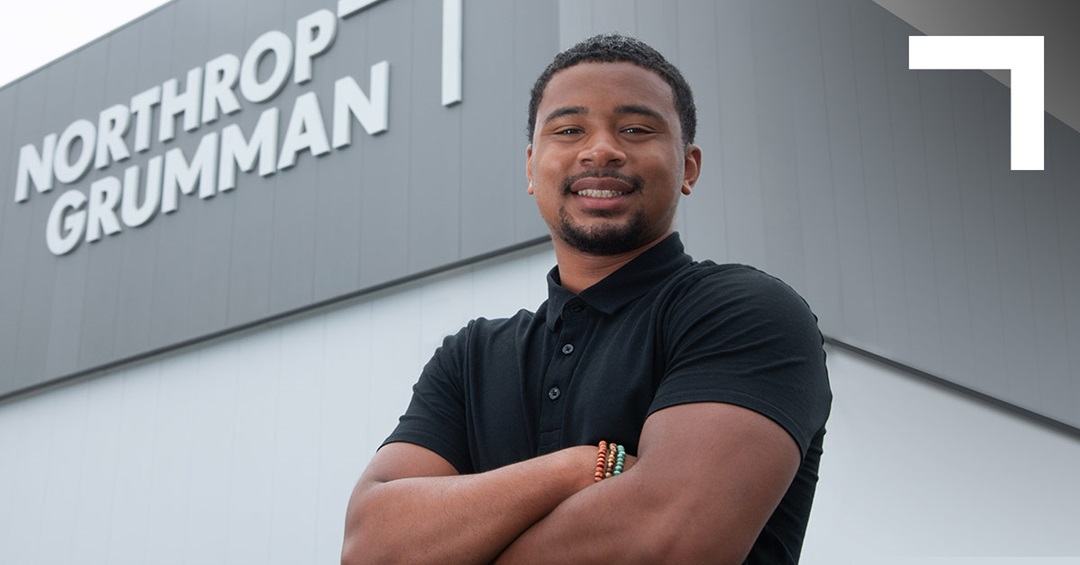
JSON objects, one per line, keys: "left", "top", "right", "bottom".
{"left": 110, "top": 10, "right": 180, "bottom": 361}
{"left": 591, "top": 0, "right": 635, "bottom": 35}
{"left": 406, "top": 1, "right": 462, "bottom": 274}
{"left": 817, "top": 0, "right": 880, "bottom": 349}
{"left": 950, "top": 71, "right": 1009, "bottom": 399}
{"left": 182, "top": 0, "right": 236, "bottom": 338}
{"left": 784, "top": 0, "right": 844, "bottom": 334}
{"left": 750, "top": 0, "right": 808, "bottom": 293}
{"left": 78, "top": 11, "right": 146, "bottom": 373}
{"left": 674, "top": 0, "right": 724, "bottom": 262}
{"left": 850, "top": 0, "right": 911, "bottom": 359}
{"left": 267, "top": 0, "right": 321, "bottom": 314}
{"left": 0, "top": 85, "right": 24, "bottom": 389}
{"left": 633, "top": 1, "right": 678, "bottom": 62}
{"left": 146, "top": 0, "right": 201, "bottom": 349}
{"left": 1049, "top": 122, "right": 1080, "bottom": 425}
{"left": 512, "top": 1, "right": 558, "bottom": 242}
{"left": 459, "top": 0, "right": 520, "bottom": 259}
{"left": 309, "top": 0, "right": 367, "bottom": 302}
{"left": 13, "top": 53, "right": 82, "bottom": 390}
{"left": 711, "top": 0, "right": 766, "bottom": 267}
{"left": 557, "top": 0, "right": 593, "bottom": 49}
{"left": 1024, "top": 120, "right": 1071, "bottom": 419}
{"left": 358, "top": 0, "right": 411, "bottom": 289}
{"left": 60, "top": 43, "right": 113, "bottom": 376}
{"left": 983, "top": 85, "right": 1041, "bottom": 412}
{"left": 225, "top": 0, "right": 285, "bottom": 326}
{"left": 880, "top": 12, "right": 943, "bottom": 372}
{"left": 918, "top": 65, "right": 978, "bottom": 383}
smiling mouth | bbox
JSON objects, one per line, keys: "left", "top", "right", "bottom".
{"left": 564, "top": 171, "right": 643, "bottom": 197}
{"left": 575, "top": 189, "right": 626, "bottom": 199}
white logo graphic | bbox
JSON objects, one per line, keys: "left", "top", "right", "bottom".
{"left": 909, "top": 36, "right": 1044, "bottom": 171}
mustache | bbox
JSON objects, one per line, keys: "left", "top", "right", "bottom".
{"left": 562, "top": 170, "right": 644, "bottom": 194}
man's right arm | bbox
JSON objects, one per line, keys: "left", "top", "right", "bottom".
{"left": 340, "top": 441, "right": 598, "bottom": 565}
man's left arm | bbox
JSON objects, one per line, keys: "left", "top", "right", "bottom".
{"left": 494, "top": 400, "right": 800, "bottom": 564}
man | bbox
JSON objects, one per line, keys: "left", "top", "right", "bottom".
{"left": 341, "top": 33, "right": 831, "bottom": 564}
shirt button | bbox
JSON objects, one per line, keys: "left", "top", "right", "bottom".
{"left": 548, "top": 387, "right": 561, "bottom": 400}
{"left": 570, "top": 304, "right": 585, "bottom": 313}
{"left": 561, "top": 343, "right": 574, "bottom": 355}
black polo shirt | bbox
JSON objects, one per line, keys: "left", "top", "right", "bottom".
{"left": 385, "top": 232, "right": 831, "bottom": 563}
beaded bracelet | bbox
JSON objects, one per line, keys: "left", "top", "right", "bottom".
{"left": 595, "top": 440, "right": 625, "bottom": 481}
{"left": 604, "top": 442, "right": 618, "bottom": 478}
{"left": 595, "top": 441, "right": 609, "bottom": 482}
{"left": 613, "top": 444, "right": 626, "bottom": 476}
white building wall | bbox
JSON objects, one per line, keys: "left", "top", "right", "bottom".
{"left": 805, "top": 351, "right": 1080, "bottom": 563}
{"left": 2, "top": 242, "right": 1078, "bottom": 564}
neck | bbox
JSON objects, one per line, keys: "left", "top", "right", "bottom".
{"left": 552, "top": 231, "right": 672, "bottom": 294}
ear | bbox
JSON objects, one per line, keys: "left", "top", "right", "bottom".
{"left": 526, "top": 144, "right": 534, "bottom": 195}
{"left": 681, "top": 144, "right": 702, "bottom": 196}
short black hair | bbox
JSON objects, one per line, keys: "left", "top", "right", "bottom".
{"left": 527, "top": 33, "right": 697, "bottom": 147}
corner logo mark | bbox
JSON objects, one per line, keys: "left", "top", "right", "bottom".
{"left": 909, "top": 36, "right": 1045, "bottom": 171}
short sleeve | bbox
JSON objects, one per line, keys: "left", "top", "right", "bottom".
{"left": 382, "top": 325, "right": 474, "bottom": 474}
{"left": 649, "top": 265, "right": 832, "bottom": 456}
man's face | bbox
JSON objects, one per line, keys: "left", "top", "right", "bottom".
{"left": 527, "top": 61, "right": 701, "bottom": 256}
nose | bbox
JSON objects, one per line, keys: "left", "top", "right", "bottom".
{"left": 578, "top": 130, "right": 626, "bottom": 168}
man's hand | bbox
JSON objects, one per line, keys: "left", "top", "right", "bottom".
{"left": 341, "top": 442, "right": 601, "bottom": 564}
{"left": 494, "top": 402, "right": 800, "bottom": 564}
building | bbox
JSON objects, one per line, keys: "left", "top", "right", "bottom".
{"left": 2, "top": 0, "right": 1079, "bottom": 562}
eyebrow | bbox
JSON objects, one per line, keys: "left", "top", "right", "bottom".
{"left": 542, "top": 106, "right": 587, "bottom": 125}
{"left": 542, "top": 104, "right": 666, "bottom": 126}
{"left": 613, "top": 104, "right": 664, "bottom": 122}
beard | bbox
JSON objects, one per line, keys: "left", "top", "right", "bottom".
{"left": 551, "top": 170, "right": 663, "bottom": 256}
{"left": 554, "top": 205, "right": 653, "bottom": 256}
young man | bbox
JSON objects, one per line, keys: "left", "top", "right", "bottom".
{"left": 342, "top": 34, "right": 831, "bottom": 564}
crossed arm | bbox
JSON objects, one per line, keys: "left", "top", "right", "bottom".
{"left": 340, "top": 401, "right": 800, "bottom": 564}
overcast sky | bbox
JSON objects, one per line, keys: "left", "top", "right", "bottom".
{"left": 0, "top": 0, "right": 170, "bottom": 88}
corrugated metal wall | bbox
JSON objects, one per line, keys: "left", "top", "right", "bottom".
{"left": 2, "top": 0, "right": 1078, "bottom": 431}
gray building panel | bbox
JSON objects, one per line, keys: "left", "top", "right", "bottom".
{"left": 951, "top": 71, "right": 1010, "bottom": 400}
{"left": 633, "top": 2, "right": 678, "bottom": 59}
{"left": 817, "top": 0, "right": 881, "bottom": 349}
{"left": 357, "top": 0, "right": 411, "bottom": 290}
{"left": 787, "top": 0, "right": 844, "bottom": 335}
{"left": 919, "top": 68, "right": 977, "bottom": 383}
{"left": 3, "top": 0, "right": 1080, "bottom": 432}
{"left": 672, "top": 0, "right": 723, "bottom": 261}
{"left": 557, "top": 0, "right": 592, "bottom": 50}
{"left": 0, "top": 88, "right": 23, "bottom": 389}
{"left": 1025, "top": 122, "right": 1071, "bottom": 419}
{"left": 221, "top": 0, "right": 289, "bottom": 328}
{"left": 591, "top": 0, "right": 635, "bottom": 35}
{"left": 64, "top": 44, "right": 114, "bottom": 376}
{"left": 180, "top": 0, "right": 235, "bottom": 336}
{"left": 406, "top": 1, "right": 462, "bottom": 275}
{"left": 752, "top": 0, "right": 809, "bottom": 294}
{"left": 713, "top": 0, "right": 768, "bottom": 267}
{"left": 509, "top": 1, "right": 557, "bottom": 243}
{"left": 1050, "top": 124, "right": 1080, "bottom": 425}
{"left": 459, "top": 0, "right": 519, "bottom": 259}
{"left": 882, "top": 16, "right": 943, "bottom": 374}
{"left": 309, "top": 2, "right": 367, "bottom": 302}
{"left": 267, "top": 140, "right": 320, "bottom": 315}
{"left": 852, "top": 3, "right": 912, "bottom": 361}
{"left": 984, "top": 86, "right": 1041, "bottom": 412}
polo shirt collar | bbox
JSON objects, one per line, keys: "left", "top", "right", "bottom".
{"left": 545, "top": 232, "right": 693, "bottom": 330}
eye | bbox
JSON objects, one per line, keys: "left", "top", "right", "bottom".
{"left": 622, "top": 126, "right": 654, "bottom": 135}
{"left": 554, "top": 126, "right": 584, "bottom": 135}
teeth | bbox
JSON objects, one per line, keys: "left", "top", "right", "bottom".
{"left": 577, "top": 189, "right": 623, "bottom": 198}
